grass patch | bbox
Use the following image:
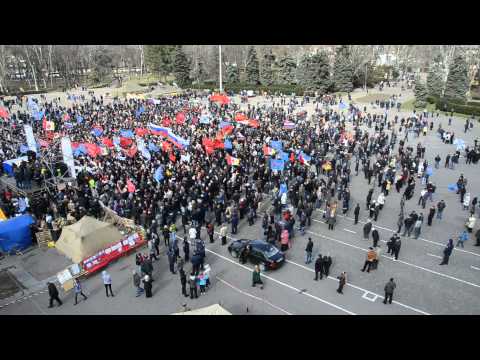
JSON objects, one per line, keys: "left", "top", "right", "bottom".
{"left": 355, "top": 93, "right": 391, "bottom": 103}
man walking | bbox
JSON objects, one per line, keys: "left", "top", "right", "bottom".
{"left": 305, "top": 237, "right": 314, "bottom": 264}
{"left": 133, "top": 270, "right": 144, "bottom": 297}
{"left": 439, "top": 239, "right": 454, "bottom": 265}
{"left": 383, "top": 278, "right": 396, "bottom": 305}
{"left": 392, "top": 238, "right": 401, "bottom": 260}
{"left": 354, "top": 203, "right": 360, "bottom": 224}
{"left": 363, "top": 220, "right": 372, "bottom": 240}
{"left": 314, "top": 254, "right": 324, "bottom": 280}
{"left": 47, "top": 281, "right": 62, "bottom": 308}
{"left": 437, "top": 200, "right": 446, "bottom": 220}
{"left": 73, "top": 278, "right": 88, "bottom": 305}
{"left": 337, "top": 272, "right": 347, "bottom": 294}
{"left": 372, "top": 227, "right": 380, "bottom": 247}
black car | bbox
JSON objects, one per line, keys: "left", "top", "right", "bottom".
{"left": 228, "top": 239, "right": 285, "bottom": 271}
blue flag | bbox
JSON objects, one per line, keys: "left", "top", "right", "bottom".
{"left": 278, "top": 151, "right": 289, "bottom": 162}
{"left": 148, "top": 142, "right": 159, "bottom": 153}
{"left": 339, "top": 102, "right": 348, "bottom": 110}
{"left": 270, "top": 140, "right": 283, "bottom": 151}
{"left": 20, "top": 144, "right": 29, "bottom": 154}
{"left": 447, "top": 183, "right": 458, "bottom": 192}
{"left": 73, "top": 144, "right": 87, "bottom": 157}
{"left": 34, "top": 110, "right": 44, "bottom": 121}
{"left": 219, "top": 121, "right": 231, "bottom": 129}
{"left": 224, "top": 139, "right": 232, "bottom": 149}
{"left": 279, "top": 183, "right": 288, "bottom": 195}
{"left": 120, "top": 129, "right": 134, "bottom": 138}
{"left": 154, "top": 166, "right": 164, "bottom": 183}
{"left": 426, "top": 166, "right": 433, "bottom": 176}
{"left": 76, "top": 115, "right": 84, "bottom": 124}
{"left": 91, "top": 127, "right": 103, "bottom": 137}
{"left": 141, "top": 148, "right": 151, "bottom": 161}
{"left": 270, "top": 159, "right": 285, "bottom": 171}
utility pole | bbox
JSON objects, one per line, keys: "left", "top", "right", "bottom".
{"left": 219, "top": 45, "right": 223, "bottom": 93}
{"left": 365, "top": 62, "right": 368, "bottom": 93}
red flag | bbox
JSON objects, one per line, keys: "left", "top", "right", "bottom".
{"left": 63, "top": 113, "right": 70, "bottom": 121}
{"left": 125, "top": 145, "right": 138, "bottom": 158}
{"left": 235, "top": 113, "right": 247, "bottom": 122}
{"left": 120, "top": 137, "right": 133, "bottom": 148}
{"left": 248, "top": 119, "right": 260, "bottom": 128}
{"left": 210, "top": 93, "right": 230, "bottom": 105}
{"left": 135, "top": 128, "right": 149, "bottom": 137}
{"left": 175, "top": 112, "right": 186, "bottom": 125}
{"left": 162, "top": 141, "right": 172, "bottom": 153}
{"left": 204, "top": 146, "right": 215, "bottom": 155}
{"left": 213, "top": 139, "right": 225, "bottom": 149}
{"left": 290, "top": 152, "right": 295, "bottom": 163}
{"left": 169, "top": 152, "right": 176, "bottom": 163}
{"left": 191, "top": 116, "right": 199, "bottom": 125}
{"left": 202, "top": 137, "right": 215, "bottom": 148}
{"left": 127, "top": 179, "right": 136, "bottom": 193}
{"left": 0, "top": 107, "right": 9, "bottom": 119}
{"left": 263, "top": 145, "right": 274, "bottom": 156}
{"left": 101, "top": 137, "right": 114, "bottom": 148}
{"left": 162, "top": 117, "right": 172, "bottom": 127}
{"left": 42, "top": 117, "right": 47, "bottom": 130}
{"left": 219, "top": 125, "right": 234, "bottom": 136}
{"left": 85, "top": 143, "right": 101, "bottom": 158}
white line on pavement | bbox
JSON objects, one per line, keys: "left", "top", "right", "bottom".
{"left": 343, "top": 229, "right": 357, "bottom": 234}
{"left": 304, "top": 228, "right": 480, "bottom": 290}
{"left": 216, "top": 276, "right": 293, "bottom": 315}
{"left": 178, "top": 235, "right": 356, "bottom": 315}
{"left": 471, "top": 266, "right": 480, "bottom": 271}
{"left": 427, "top": 253, "right": 442, "bottom": 259}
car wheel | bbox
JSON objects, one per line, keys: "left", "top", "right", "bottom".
{"left": 231, "top": 249, "right": 239, "bottom": 258}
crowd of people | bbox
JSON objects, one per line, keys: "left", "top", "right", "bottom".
{"left": 1, "top": 83, "right": 479, "bottom": 311}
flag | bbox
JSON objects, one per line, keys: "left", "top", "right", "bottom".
{"left": 270, "top": 159, "right": 285, "bottom": 171}
{"left": 191, "top": 116, "right": 199, "bottom": 125}
{"left": 141, "top": 147, "right": 151, "bottom": 160}
{"left": 224, "top": 139, "right": 233, "bottom": 150}
{"left": 176, "top": 112, "right": 186, "bottom": 125}
{"left": 102, "top": 137, "right": 114, "bottom": 148}
{"left": 226, "top": 154, "right": 240, "bottom": 166}
{"left": 76, "top": 114, "right": 83, "bottom": 123}
{"left": 298, "top": 151, "right": 311, "bottom": 165}
{"left": 290, "top": 152, "right": 295, "bottom": 163}
{"left": 447, "top": 183, "right": 458, "bottom": 192}
{"left": 162, "top": 141, "right": 173, "bottom": 153}
{"left": 127, "top": 179, "right": 136, "bottom": 193}
{"left": 169, "top": 152, "right": 176, "bottom": 163}
{"left": 33, "top": 110, "right": 44, "bottom": 121}
{"left": 125, "top": 145, "right": 138, "bottom": 158}
{"left": 219, "top": 125, "right": 234, "bottom": 136}
{"left": 85, "top": 143, "right": 101, "bottom": 158}
{"left": 284, "top": 120, "right": 296, "bottom": 129}
{"left": 120, "top": 129, "right": 134, "bottom": 138}
{"left": 20, "top": 144, "right": 29, "bottom": 154}
{"left": 248, "top": 119, "right": 260, "bottom": 128}
{"left": 162, "top": 117, "right": 172, "bottom": 127}
{"left": 210, "top": 93, "right": 230, "bottom": 105}
{"left": 278, "top": 151, "right": 289, "bottom": 162}
{"left": 338, "top": 102, "right": 348, "bottom": 110}
{"left": 270, "top": 141, "right": 283, "bottom": 152}
{"left": 426, "top": 166, "right": 433, "bottom": 176}
{"left": 64, "top": 122, "right": 73, "bottom": 129}
{"left": 73, "top": 144, "right": 87, "bottom": 157}
{"left": 64, "top": 113, "right": 71, "bottom": 121}
{"left": 154, "top": 166, "right": 164, "bottom": 183}
{"left": 135, "top": 128, "right": 149, "bottom": 137}
{"left": 263, "top": 144, "right": 275, "bottom": 156}
{"left": 148, "top": 142, "right": 159, "bottom": 153}
{"left": 235, "top": 113, "right": 247, "bottom": 122}
{"left": 213, "top": 139, "right": 225, "bottom": 149}
{"left": 181, "top": 154, "right": 191, "bottom": 163}
{"left": 91, "top": 126, "right": 103, "bottom": 137}
{"left": 120, "top": 137, "right": 133, "bottom": 148}
{"left": 279, "top": 183, "right": 288, "bottom": 195}
{"left": 219, "top": 121, "right": 231, "bottom": 129}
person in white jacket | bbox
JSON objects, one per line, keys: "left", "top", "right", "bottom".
{"left": 377, "top": 193, "right": 386, "bottom": 210}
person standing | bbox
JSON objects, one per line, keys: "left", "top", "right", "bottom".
{"left": 354, "top": 203, "right": 360, "bottom": 224}
{"left": 219, "top": 224, "right": 228, "bottom": 245}
{"left": 456, "top": 230, "right": 469, "bottom": 248}
{"left": 372, "top": 227, "right": 380, "bottom": 248}
{"left": 363, "top": 220, "right": 372, "bottom": 239}
{"left": 427, "top": 206, "right": 436, "bottom": 226}
{"left": 102, "top": 270, "right": 114, "bottom": 297}
{"left": 252, "top": 265, "right": 264, "bottom": 289}
{"left": 183, "top": 239, "right": 190, "bottom": 262}
{"left": 436, "top": 200, "right": 446, "bottom": 220}
{"left": 167, "top": 247, "right": 176, "bottom": 274}
{"left": 392, "top": 238, "right": 401, "bottom": 260}
{"left": 143, "top": 275, "right": 153, "bottom": 298}
{"left": 439, "top": 239, "right": 454, "bottom": 265}
{"left": 383, "top": 278, "right": 396, "bottom": 305}
{"left": 361, "top": 247, "right": 376, "bottom": 273}
{"left": 189, "top": 272, "right": 198, "bottom": 299}
{"left": 73, "top": 278, "right": 88, "bottom": 305}
{"left": 474, "top": 228, "right": 480, "bottom": 246}
{"left": 231, "top": 211, "right": 239, "bottom": 234}
{"left": 207, "top": 223, "right": 215, "bottom": 243}
{"left": 337, "top": 272, "right": 347, "bottom": 294}
{"left": 466, "top": 214, "right": 476, "bottom": 233}
{"left": 314, "top": 254, "right": 324, "bottom": 280}
{"left": 133, "top": 270, "right": 144, "bottom": 297}
{"left": 413, "top": 214, "right": 423, "bottom": 239}
{"left": 47, "top": 281, "right": 62, "bottom": 308}
{"left": 397, "top": 212, "right": 404, "bottom": 233}
{"left": 305, "top": 237, "right": 314, "bottom": 264}
{"left": 179, "top": 268, "right": 188, "bottom": 297}
{"left": 323, "top": 254, "right": 332, "bottom": 277}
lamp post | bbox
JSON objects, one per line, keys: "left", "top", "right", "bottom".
{"left": 364, "top": 62, "right": 368, "bottom": 93}
{"left": 219, "top": 45, "right": 223, "bottom": 93}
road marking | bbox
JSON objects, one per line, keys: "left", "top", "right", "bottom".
{"left": 216, "top": 276, "right": 293, "bottom": 315}
{"left": 471, "top": 266, "right": 480, "bottom": 271}
{"left": 304, "top": 228, "right": 480, "bottom": 290}
{"left": 362, "top": 292, "right": 378, "bottom": 302}
{"left": 427, "top": 253, "right": 442, "bottom": 259}
{"left": 315, "top": 210, "right": 480, "bottom": 258}
{"left": 177, "top": 235, "right": 356, "bottom": 315}
{"left": 343, "top": 228, "right": 357, "bottom": 234}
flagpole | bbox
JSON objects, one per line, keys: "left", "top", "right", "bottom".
{"left": 219, "top": 45, "right": 223, "bottom": 93}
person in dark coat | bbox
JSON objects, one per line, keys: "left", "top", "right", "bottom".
{"left": 183, "top": 239, "right": 190, "bottom": 262}
{"left": 475, "top": 229, "right": 480, "bottom": 246}
{"left": 363, "top": 220, "right": 372, "bottom": 239}
{"left": 314, "top": 254, "right": 324, "bottom": 280}
{"left": 354, "top": 203, "right": 360, "bottom": 224}
{"left": 179, "top": 268, "right": 188, "bottom": 297}
{"left": 189, "top": 272, "right": 198, "bottom": 299}
{"left": 305, "top": 237, "right": 314, "bottom": 264}
{"left": 383, "top": 278, "right": 396, "bottom": 304}
{"left": 392, "top": 239, "right": 401, "bottom": 260}
{"left": 323, "top": 255, "right": 332, "bottom": 277}
{"left": 337, "top": 272, "right": 347, "bottom": 294}
{"left": 440, "top": 239, "right": 454, "bottom": 265}
{"left": 47, "top": 282, "right": 62, "bottom": 308}
{"left": 371, "top": 228, "right": 380, "bottom": 247}
{"left": 143, "top": 275, "right": 153, "bottom": 298}
{"left": 427, "top": 206, "right": 435, "bottom": 226}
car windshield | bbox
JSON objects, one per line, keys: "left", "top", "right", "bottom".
{"left": 264, "top": 246, "right": 280, "bottom": 258}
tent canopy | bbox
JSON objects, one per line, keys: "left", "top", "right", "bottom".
{"left": 55, "top": 216, "right": 123, "bottom": 263}
{"left": 171, "top": 304, "right": 232, "bottom": 315}
{"left": 0, "top": 215, "right": 34, "bottom": 252}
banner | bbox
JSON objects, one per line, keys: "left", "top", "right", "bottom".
{"left": 24, "top": 125, "right": 37, "bottom": 153}
{"left": 61, "top": 137, "right": 76, "bottom": 178}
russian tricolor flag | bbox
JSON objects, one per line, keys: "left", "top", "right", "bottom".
{"left": 283, "top": 120, "right": 296, "bottom": 129}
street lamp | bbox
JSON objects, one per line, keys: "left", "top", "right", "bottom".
{"left": 219, "top": 45, "right": 223, "bottom": 93}
{"left": 364, "top": 62, "right": 368, "bottom": 93}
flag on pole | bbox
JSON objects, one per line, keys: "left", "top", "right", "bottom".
{"left": 127, "top": 179, "right": 136, "bottom": 193}
{"left": 154, "top": 166, "right": 164, "bottom": 183}
{"left": 270, "top": 140, "right": 283, "bottom": 152}
{"left": 279, "top": 183, "right": 288, "bottom": 195}
{"left": 226, "top": 154, "right": 240, "bottom": 166}
{"left": 270, "top": 159, "right": 285, "bottom": 171}
{"left": 224, "top": 139, "right": 232, "bottom": 149}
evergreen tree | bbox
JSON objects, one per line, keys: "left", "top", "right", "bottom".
{"left": 333, "top": 45, "right": 354, "bottom": 92}
{"left": 173, "top": 45, "right": 191, "bottom": 88}
{"left": 245, "top": 46, "right": 260, "bottom": 85}
{"left": 260, "top": 49, "right": 275, "bottom": 86}
{"left": 192, "top": 60, "right": 207, "bottom": 84}
{"left": 226, "top": 63, "right": 240, "bottom": 84}
{"left": 277, "top": 54, "right": 297, "bottom": 84}
{"left": 89, "top": 46, "right": 113, "bottom": 83}
{"left": 444, "top": 54, "right": 469, "bottom": 103}
{"left": 426, "top": 55, "right": 444, "bottom": 99}
{"left": 297, "top": 51, "right": 330, "bottom": 94}
{"left": 144, "top": 45, "right": 175, "bottom": 81}
{"left": 414, "top": 77, "right": 428, "bottom": 108}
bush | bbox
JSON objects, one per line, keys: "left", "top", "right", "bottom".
{"left": 436, "top": 98, "right": 480, "bottom": 116}
{"left": 189, "top": 82, "right": 305, "bottom": 96}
